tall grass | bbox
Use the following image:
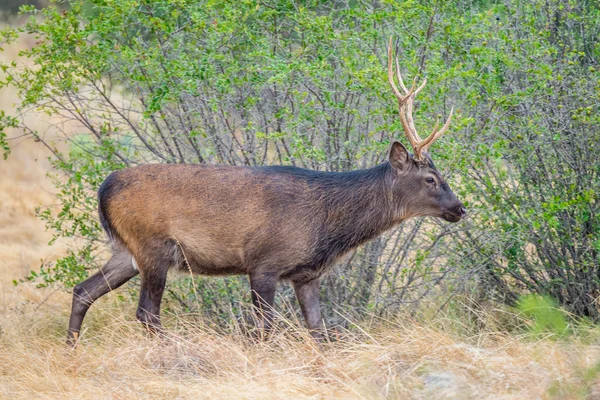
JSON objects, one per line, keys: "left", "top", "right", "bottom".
{"left": 2, "top": 297, "right": 600, "bottom": 399}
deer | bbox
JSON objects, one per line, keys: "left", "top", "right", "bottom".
{"left": 66, "top": 38, "right": 466, "bottom": 345}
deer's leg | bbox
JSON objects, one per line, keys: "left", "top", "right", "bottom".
{"left": 293, "top": 278, "right": 324, "bottom": 340}
{"left": 249, "top": 270, "right": 278, "bottom": 335}
{"left": 67, "top": 249, "right": 138, "bottom": 346}
{"left": 135, "top": 252, "right": 170, "bottom": 334}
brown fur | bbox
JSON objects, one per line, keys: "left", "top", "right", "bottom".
{"left": 66, "top": 142, "right": 465, "bottom": 344}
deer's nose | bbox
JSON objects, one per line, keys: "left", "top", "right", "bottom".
{"left": 458, "top": 205, "right": 467, "bottom": 218}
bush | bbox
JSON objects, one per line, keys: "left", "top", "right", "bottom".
{"left": 517, "top": 294, "right": 569, "bottom": 337}
{"left": 1, "top": 0, "right": 599, "bottom": 322}
{"left": 448, "top": 1, "right": 600, "bottom": 319}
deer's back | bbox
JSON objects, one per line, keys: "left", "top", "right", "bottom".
{"left": 99, "top": 164, "right": 323, "bottom": 276}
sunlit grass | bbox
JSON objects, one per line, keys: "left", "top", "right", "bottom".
{"left": 2, "top": 298, "right": 600, "bottom": 399}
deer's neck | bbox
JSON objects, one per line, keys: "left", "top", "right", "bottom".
{"left": 321, "top": 163, "right": 398, "bottom": 253}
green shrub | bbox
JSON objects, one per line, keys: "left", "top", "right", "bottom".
{"left": 517, "top": 294, "right": 568, "bottom": 337}
{"left": 1, "top": 0, "right": 599, "bottom": 323}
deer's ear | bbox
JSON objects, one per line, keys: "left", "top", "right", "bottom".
{"left": 388, "top": 141, "right": 411, "bottom": 170}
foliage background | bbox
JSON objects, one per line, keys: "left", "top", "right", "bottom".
{"left": 0, "top": 0, "right": 598, "bottom": 325}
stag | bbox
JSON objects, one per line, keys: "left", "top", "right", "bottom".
{"left": 66, "top": 38, "right": 465, "bottom": 345}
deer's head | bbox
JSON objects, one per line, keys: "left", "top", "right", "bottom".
{"left": 386, "top": 37, "right": 466, "bottom": 223}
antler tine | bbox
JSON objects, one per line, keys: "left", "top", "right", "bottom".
{"left": 427, "top": 118, "right": 440, "bottom": 142}
{"left": 419, "top": 107, "right": 454, "bottom": 155}
{"left": 387, "top": 37, "right": 406, "bottom": 102}
{"left": 395, "top": 57, "right": 409, "bottom": 94}
{"left": 388, "top": 37, "right": 422, "bottom": 151}
{"left": 388, "top": 37, "right": 416, "bottom": 101}
{"left": 414, "top": 77, "right": 427, "bottom": 97}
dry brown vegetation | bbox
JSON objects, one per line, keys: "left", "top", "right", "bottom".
{"left": 2, "top": 24, "right": 600, "bottom": 400}
{"left": 3, "top": 293, "right": 600, "bottom": 399}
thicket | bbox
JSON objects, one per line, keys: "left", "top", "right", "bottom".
{"left": 0, "top": 0, "right": 598, "bottom": 323}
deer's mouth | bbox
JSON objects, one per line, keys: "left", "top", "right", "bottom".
{"left": 441, "top": 206, "right": 466, "bottom": 222}
{"left": 441, "top": 212, "right": 462, "bottom": 223}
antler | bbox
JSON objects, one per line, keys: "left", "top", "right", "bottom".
{"left": 387, "top": 37, "right": 453, "bottom": 163}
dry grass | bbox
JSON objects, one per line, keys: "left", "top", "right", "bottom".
{"left": 2, "top": 21, "right": 600, "bottom": 400}
{"left": 1, "top": 303, "right": 600, "bottom": 399}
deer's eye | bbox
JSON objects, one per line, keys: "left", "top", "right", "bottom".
{"left": 425, "top": 177, "right": 435, "bottom": 184}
